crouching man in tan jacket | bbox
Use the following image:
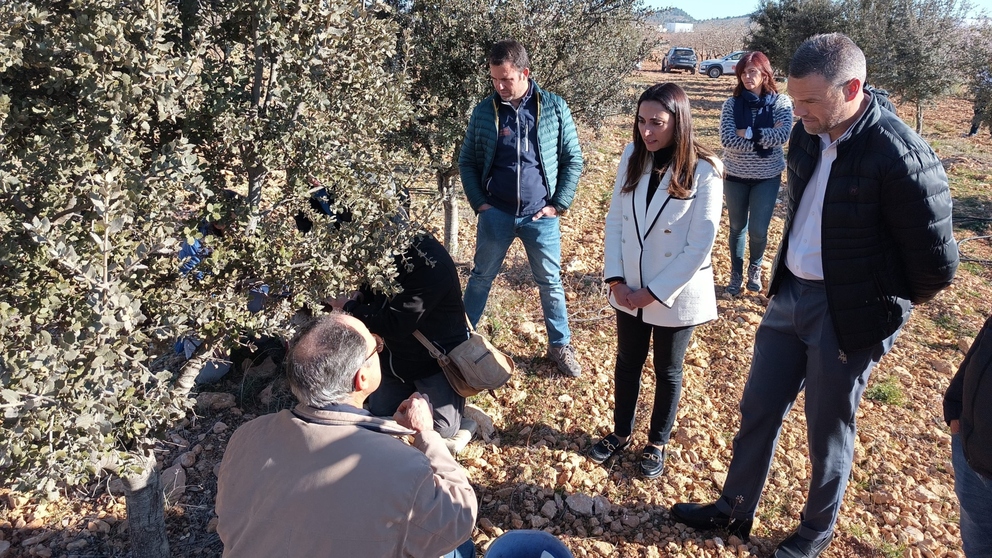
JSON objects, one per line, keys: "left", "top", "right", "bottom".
{"left": 216, "top": 313, "right": 478, "bottom": 557}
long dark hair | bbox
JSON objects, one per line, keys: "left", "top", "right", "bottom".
{"left": 622, "top": 83, "right": 718, "bottom": 198}
{"left": 733, "top": 51, "right": 778, "bottom": 97}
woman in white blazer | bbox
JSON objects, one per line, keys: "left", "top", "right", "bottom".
{"left": 588, "top": 83, "right": 723, "bottom": 479}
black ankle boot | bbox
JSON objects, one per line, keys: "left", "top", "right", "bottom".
{"left": 671, "top": 502, "right": 753, "bottom": 538}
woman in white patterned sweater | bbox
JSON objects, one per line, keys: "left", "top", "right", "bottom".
{"left": 719, "top": 51, "right": 793, "bottom": 295}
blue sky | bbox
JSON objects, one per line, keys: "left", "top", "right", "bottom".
{"left": 643, "top": 0, "right": 992, "bottom": 21}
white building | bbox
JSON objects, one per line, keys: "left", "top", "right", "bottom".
{"left": 662, "top": 22, "right": 694, "bottom": 33}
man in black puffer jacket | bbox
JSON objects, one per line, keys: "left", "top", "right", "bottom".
{"left": 944, "top": 314, "right": 992, "bottom": 557}
{"left": 674, "top": 33, "right": 958, "bottom": 558}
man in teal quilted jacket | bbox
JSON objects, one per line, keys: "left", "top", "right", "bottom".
{"left": 459, "top": 39, "right": 584, "bottom": 377}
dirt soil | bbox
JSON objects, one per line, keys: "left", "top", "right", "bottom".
{"left": 3, "top": 62, "right": 992, "bottom": 558}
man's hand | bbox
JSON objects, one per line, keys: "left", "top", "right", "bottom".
{"left": 531, "top": 205, "right": 558, "bottom": 221}
{"left": 478, "top": 203, "right": 493, "bottom": 212}
{"left": 393, "top": 392, "right": 434, "bottom": 433}
{"left": 625, "top": 288, "right": 656, "bottom": 309}
{"left": 950, "top": 419, "right": 960, "bottom": 434}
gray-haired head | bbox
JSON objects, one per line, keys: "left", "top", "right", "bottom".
{"left": 789, "top": 33, "right": 866, "bottom": 87}
{"left": 285, "top": 314, "right": 370, "bottom": 408}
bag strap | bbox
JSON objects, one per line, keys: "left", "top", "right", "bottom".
{"left": 415, "top": 314, "right": 473, "bottom": 353}
{"left": 412, "top": 329, "right": 451, "bottom": 364}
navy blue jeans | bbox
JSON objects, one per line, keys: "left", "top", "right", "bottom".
{"left": 613, "top": 310, "right": 695, "bottom": 446}
{"left": 463, "top": 207, "right": 571, "bottom": 347}
{"left": 716, "top": 273, "right": 898, "bottom": 541}
{"left": 724, "top": 177, "right": 780, "bottom": 275}
{"left": 441, "top": 538, "right": 475, "bottom": 558}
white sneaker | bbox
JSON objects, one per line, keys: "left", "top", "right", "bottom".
{"left": 443, "top": 418, "right": 477, "bottom": 456}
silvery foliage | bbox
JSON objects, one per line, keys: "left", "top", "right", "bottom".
{"left": 0, "top": 0, "right": 419, "bottom": 497}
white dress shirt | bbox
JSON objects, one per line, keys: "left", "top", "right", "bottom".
{"left": 785, "top": 123, "right": 858, "bottom": 280}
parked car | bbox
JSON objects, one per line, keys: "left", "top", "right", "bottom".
{"left": 662, "top": 47, "right": 697, "bottom": 73}
{"left": 699, "top": 50, "right": 746, "bottom": 78}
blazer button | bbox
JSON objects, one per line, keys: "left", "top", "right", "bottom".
{"left": 622, "top": 239, "right": 625, "bottom": 243}
{"left": 665, "top": 252, "right": 672, "bottom": 257}
{"left": 624, "top": 215, "right": 629, "bottom": 221}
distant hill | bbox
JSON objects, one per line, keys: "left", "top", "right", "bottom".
{"left": 646, "top": 8, "right": 694, "bottom": 25}
{"left": 646, "top": 8, "right": 754, "bottom": 24}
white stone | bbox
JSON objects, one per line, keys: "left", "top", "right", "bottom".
{"left": 931, "top": 360, "right": 953, "bottom": 375}
{"left": 195, "top": 392, "right": 236, "bottom": 411}
{"left": 959, "top": 337, "right": 974, "bottom": 353}
{"left": 175, "top": 451, "right": 197, "bottom": 468}
{"left": 244, "top": 356, "right": 279, "bottom": 379}
{"left": 903, "top": 525, "right": 926, "bottom": 544}
{"left": 463, "top": 405, "right": 496, "bottom": 442}
{"left": 514, "top": 322, "right": 539, "bottom": 335}
{"left": 910, "top": 486, "right": 937, "bottom": 503}
{"left": 21, "top": 532, "right": 54, "bottom": 546}
{"left": 161, "top": 464, "right": 187, "bottom": 500}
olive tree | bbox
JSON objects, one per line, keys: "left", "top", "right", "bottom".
{"left": 747, "top": 0, "right": 975, "bottom": 133}
{"left": 958, "top": 21, "right": 992, "bottom": 133}
{"left": 746, "top": 0, "right": 844, "bottom": 73}
{"left": 843, "top": 0, "right": 969, "bottom": 132}
{"left": 1, "top": 0, "right": 419, "bottom": 555}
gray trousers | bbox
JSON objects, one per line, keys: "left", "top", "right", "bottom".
{"left": 716, "top": 273, "right": 898, "bottom": 541}
{"left": 368, "top": 369, "right": 464, "bottom": 439}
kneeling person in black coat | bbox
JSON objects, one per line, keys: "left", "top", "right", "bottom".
{"left": 332, "top": 232, "right": 469, "bottom": 440}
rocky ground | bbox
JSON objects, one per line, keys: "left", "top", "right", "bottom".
{"left": 2, "top": 65, "right": 992, "bottom": 558}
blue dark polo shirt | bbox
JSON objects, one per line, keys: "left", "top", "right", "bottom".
{"left": 486, "top": 82, "right": 547, "bottom": 217}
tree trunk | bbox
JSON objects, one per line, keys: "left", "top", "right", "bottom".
{"left": 178, "top": 0, "right": 199, "bottom": 51}
{"left": 123, "top": 452, "right": 170, "bottom": 558}
{"left": 439, "top": 171, "right": 459, "bottom": 257}
{"left": 245, "top": 9, "right": 267, "bottom": 233}
{"left": 916, "top": 102, "right": 924, "bottom": 134}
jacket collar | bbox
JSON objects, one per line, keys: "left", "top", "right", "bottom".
{"left": 834, "top": 92, "right": 880, "bottom": 146}
{"left": 291, "top": 404, "right": 416, "bottom": 436}
{"left": 489, "top": 79, "right": 543, "bottom": 110}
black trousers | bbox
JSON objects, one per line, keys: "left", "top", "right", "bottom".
{"left": 613, "top": 309, "right": 695, "bottom": 445}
